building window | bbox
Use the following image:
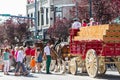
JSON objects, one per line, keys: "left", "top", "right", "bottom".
{"left": 55, "top": 7, "right": 62, "bottom": 12}
{"left": 38, "top": 11, "right": 40, "bottom": 26}
{"left": 56, "top": 12, "right": 62, "bottom": 18}
{"left": 31, "top": 13, "right": 33, "bottom": 18}
{"left": 27, "top": 14, "right": 29, "bottom": 17}
{"left": 46, "top": 8, "right": 48, "bottom": 24}
{"left": 41, "top": 14, "right": 44, "bottom": 25}
{"left": 55, "top": 7, "right": 62, "bottom": 19}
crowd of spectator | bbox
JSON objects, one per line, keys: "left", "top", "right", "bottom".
{"left": 0, "top": 40, "right": 52, "bottom": 76}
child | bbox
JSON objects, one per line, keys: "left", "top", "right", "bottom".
{"left": 36, "top": 48, "right": 43, "bottom": 73}
{"left": 3, "top": 48, "right": 10, "bottom": 75}
{"left": 30, "top": 56, "right": 36, "bottom": 73}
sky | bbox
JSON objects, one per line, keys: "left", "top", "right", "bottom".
{"left": 0, "top": 0, "right": 27, "bottom": 16}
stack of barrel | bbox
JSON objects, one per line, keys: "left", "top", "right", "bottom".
{"left": 73, "top": 24, "right": 120, "bottom": 43}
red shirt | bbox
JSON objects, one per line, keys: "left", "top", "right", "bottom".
{"left": 11, "top": 50, "right": 15, "bottom": 56}
{"left": 25, "top": 48, "right": 32, "bottom": 56}
{"left": 82, "top": 23, "right": 87, "bottom": 27}
{"left": 30, "top": 49, "right": 36, "bottom": 56}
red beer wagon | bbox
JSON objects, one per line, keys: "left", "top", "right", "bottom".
{"left": 68, "top": 24, "right": 120, "bottom": 77}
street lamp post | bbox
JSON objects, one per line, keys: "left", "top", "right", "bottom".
{"left": 75, "top": 1, "right": 78, "bottom": 19}
{"left": 89, "top": 0, "right": 92, "bottom": 18}
{"left": 34, "top": 0, "right": 38, "bottom": 39}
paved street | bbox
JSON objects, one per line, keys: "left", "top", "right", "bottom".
{"left": 0, "top": 70, "right": 120, "bottom": 80}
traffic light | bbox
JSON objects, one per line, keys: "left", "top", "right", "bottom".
{"left": 36, "top": 35, "right": 42, "bottom": 39}
{"left": 36, "top": 35, "right": 40, "bottom": 39}
{"left": 50, "top": 5, "right": 54, "bottom": 11}
{"left": 40, "top": 7, "right": 44, "bottom": 13}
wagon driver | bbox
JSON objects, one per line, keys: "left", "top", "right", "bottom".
{"left": 72, "top": 18, "right": 81, "bottom": 29}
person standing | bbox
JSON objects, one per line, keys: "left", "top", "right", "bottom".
{"left": 30, "top": 45, "right": 36, "bottom": 58}
{"left": 89, "top": 18, "right": 95, "bottom": 26}
{"left": 82, "top": 19, "right": 87, "bottom": 27}
{"left": 43, "top": 41, "right": 51, "bottom": 74}
{"left": 30, "top": 56, "right": 36, "bottom": 73}
{"left": 15, "top": 46, "right": 28, "bottom": 76}
{"left": 14, "top": 47, "right": 19, "bottom": 61}
{"left": 25, "top": 45, "right": 32, "bottom": 69}
{"left": 3, "top": 48, "right": 10, "bottom": 75}
{"left": 36, "top": 48, "right": 43, "bottom": 73}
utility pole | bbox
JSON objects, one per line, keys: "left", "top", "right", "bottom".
{"left": 34, "top": 0, "right": 38, "bottom": 39}
{"left": 89, "top": 0, "right": 92, "bottom": 18}
{"left": 75, "top": 1, "right": 78, "bottom": 19}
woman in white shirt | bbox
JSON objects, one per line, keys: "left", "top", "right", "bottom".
{"left": 15, "top": 46, "right": 28, "bottom": 76}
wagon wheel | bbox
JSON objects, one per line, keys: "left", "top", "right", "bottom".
{"left": 115, "top": 60, "right": 120, "bottom": 74}
{"left": 99, "top": 64, "right": 107, "bottom": 75}
{"left": 116, "top": 63, "right": 120, "bottom": 74}
{"left": 98, "top": 57, "right": 106, "bottom": 75}
{"left": 75, "top": 56, "right": 86, "bottom": 73}
{"left": 81, "top": 61, "right": 87, "bottom": 73}
{"left": 86, "top": 49, "right": 98, "bottom": 78}
{"left": 69, "top": 58, "right": 77, "bottom": 75}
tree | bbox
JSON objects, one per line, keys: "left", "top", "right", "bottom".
{"left": 6, "top": 24, "right": 16, "bottom": 45}
{"left": 15, "top": 23, "right": 29, "bottom": 45}
{"left": 0, "top": 18, "right": 17, "bottom": 45}
{"left": 70, "top": 0, "right": 89, "bottom": 22}
{"left": 0, "top": 25, "right": 6, "bottom": 44}
{"left": 47, "top": 18, "right": 71, "bottom": 41}
{"left": 93, "top": 0, "right": 120, "bottom": 23}
{"left": 0, "top": 18, "right": 31, "bottom": 46}
{"left": 70, "top": 0, "right": 120, "bottom": 24}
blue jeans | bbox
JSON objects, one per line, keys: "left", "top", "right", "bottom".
{"left": 15, "top": 61, "right": 27, "bottom": 73}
